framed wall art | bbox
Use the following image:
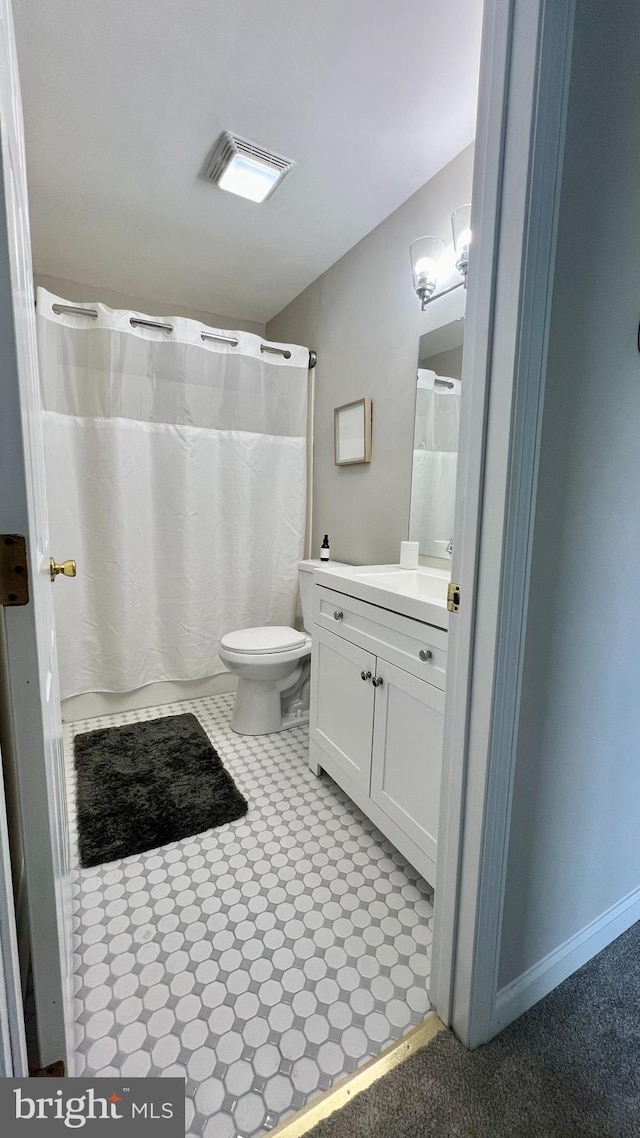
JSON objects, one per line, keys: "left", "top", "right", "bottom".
{"left": 334, "top": 397, "right": 372, "bottom": 466}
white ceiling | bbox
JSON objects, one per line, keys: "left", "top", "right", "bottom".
{"left": 13, "top": 0, "right": 482, "bottom": 325}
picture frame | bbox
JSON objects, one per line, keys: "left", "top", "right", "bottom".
{"left": 334, "top": 397, "right": 372, "bottom": 466}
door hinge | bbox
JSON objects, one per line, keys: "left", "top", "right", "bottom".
{"left": 447, "top": 581, "right": 461, "bottom": 613}
{"left": 0, "top": 535, "right": 29, "bottom": 606}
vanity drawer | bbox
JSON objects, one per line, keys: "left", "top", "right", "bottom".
{"left": 314, "top": 585, "right": 447, "bottom": 689}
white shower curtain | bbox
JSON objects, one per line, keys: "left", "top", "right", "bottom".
{"left": 409, "top": 369, "right": 461, "bottom": 557}
{"left": 37, "top": 288, "right": 308, "bottom": 699}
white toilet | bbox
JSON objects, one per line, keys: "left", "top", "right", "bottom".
{"left": 219, "top": 559, "right": 332, "bottom": 735}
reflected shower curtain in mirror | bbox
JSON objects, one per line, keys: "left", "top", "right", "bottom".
{"left": 410, "top": 369, "right": 461, "bottom": 557}
{"left": 37, "top": 288, "right": 308, "bottom": 699}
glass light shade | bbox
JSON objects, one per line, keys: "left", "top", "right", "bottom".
{"left": 451, "top": 204, "right": 472, "bottom": 283}
{"left": 410, "top": 236, "right": 445, "bottom": 309}
{"left": 217, "top": 152, "right": 283, "bottom": 202}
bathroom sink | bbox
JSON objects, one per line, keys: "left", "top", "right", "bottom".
{"left": 312, "top": 562, "right": 450, "bottom": 628}
{"left": 353, "top": 567, "right": 449, "bottom": 603}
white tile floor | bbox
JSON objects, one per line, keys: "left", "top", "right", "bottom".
{"left": 65, "top": 693, "right": 434, "bottom": 1137}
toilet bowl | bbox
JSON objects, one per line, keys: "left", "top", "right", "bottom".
{"left": 219, "top": 626, "right": 312, "bottom": 735}
{"left": 220, "top": 559, "right": 341, "bottom": 735}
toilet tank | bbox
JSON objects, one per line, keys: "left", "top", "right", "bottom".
{"left": 298, "top": 559, "right": 345, "bottom": 633}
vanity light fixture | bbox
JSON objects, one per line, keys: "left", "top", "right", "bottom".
{"left": 410, "top": 236, "right": 445, "bottom": 310}
{"left": 451, "top": 204, "right": 472, "bottom": 285}
{"left": 202, "top": 131, "right": 295, "bottom": 203}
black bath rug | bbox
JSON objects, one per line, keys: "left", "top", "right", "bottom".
{"left": 73, "top": 713, "right": 248, "bottom": 868}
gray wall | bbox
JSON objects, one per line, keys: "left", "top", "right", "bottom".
{"left": 499, "top": 0, "right": 640, "bottom": 988}
{"left": 35, "top": 274, "right": 265, "bottom": 336}
{"left": 420, "top": 345, "right": 464, "bottom": 380}
{"left": 268, "top": 147, "right": 474, "bottom": 564}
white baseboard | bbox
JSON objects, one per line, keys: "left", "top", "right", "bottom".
{"left": 492, "top": 883, "right": 640, "bottom": 1034}
{"left": 61, "top": 672, "right": 238, "bottom": 722}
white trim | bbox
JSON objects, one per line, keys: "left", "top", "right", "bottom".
{"left": 0, "top": 0, "right": 76, "bottom": 1067}
{"left": 0, "top": 742, "right": 27, "bottom": 1075}
{"left": 430, "top": 0, "right": 514, "bottom": 1026}
{"left": 462, "top": 0, "right": 576, "bottom": 1048}
{"left": 432, "top": 0, "right": 577, "bottom": 1046}
{"left": 492, "top": 884, "right": 640, "bottom": 1033}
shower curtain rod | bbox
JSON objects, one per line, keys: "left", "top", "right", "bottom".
{"left": 47, "top": 301, "right": 318, "bottom": 368}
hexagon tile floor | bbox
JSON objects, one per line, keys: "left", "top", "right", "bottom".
{"left": 64, "top": 693, "right": 434, "bottom": 1137}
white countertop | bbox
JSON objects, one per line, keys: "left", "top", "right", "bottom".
{"left": 312, "top": 563, "right": 450, "bottom": 629}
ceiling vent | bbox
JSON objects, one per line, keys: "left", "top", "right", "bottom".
{"left": 202, "top": 131, "right": 295, "bottom": 203}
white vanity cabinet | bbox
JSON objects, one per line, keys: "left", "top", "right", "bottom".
{"left": 370, "top": 660, "right": 443, "bottom": 871}
{"left": 309, "top": 583, "right": 447, "bottom": 886}
{"left": 311, "top": 627, "right": 376, "bottom": 793}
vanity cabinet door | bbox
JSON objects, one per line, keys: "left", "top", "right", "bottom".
{"left": 310, "top": 626, "right": 376, "bottom": 792}
{"left": 370, "top": 660, "right": 443, "bottom": 866}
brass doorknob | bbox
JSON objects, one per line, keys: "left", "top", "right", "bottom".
{"left": 50, "top": 558, "right": 77, "bottom": 582}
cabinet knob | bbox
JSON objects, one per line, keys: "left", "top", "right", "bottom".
{"left": 372, "top": 676, "right": 384, "bottom": 687}
{"left": 360, "top": 670, "right": 372, "bottom": 682}
{"left": 419, "top": 649, "right": 433, "bottom": 662}
{"left": 333, "top": 610, "right": 344, "bottom": 621}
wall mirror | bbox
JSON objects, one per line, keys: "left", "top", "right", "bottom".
{"left": 409, "top": 316, "right": 464, "bottom": 558}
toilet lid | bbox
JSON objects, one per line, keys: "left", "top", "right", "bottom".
{"left": 221, "top": 626, "right": 307, "bottom": 654}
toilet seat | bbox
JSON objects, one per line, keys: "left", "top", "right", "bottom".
{"left": 221, "top": 625, "right": 307, "bottom": 655}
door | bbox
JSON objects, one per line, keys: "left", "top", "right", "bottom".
{"left": 310, "top": 626, "right": 375, "bottom": 791}
{"left": 0, "top": 0, "right": 74, "bottom": 1070}
{"left": 371, "top": 661, "right": 443, "bottom": 868}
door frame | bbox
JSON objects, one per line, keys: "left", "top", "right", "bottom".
{"left": 0, "top": 739, "right": 27, "bottom": 1075}
{"left": 431, "top": 0, "right": 576, "bottom": 1045}
{"left": 0, "top": 0, "right": 75, "bottom": 1070}
{"left": 0, "top": 0, "right": 577, "bottom": 1066}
